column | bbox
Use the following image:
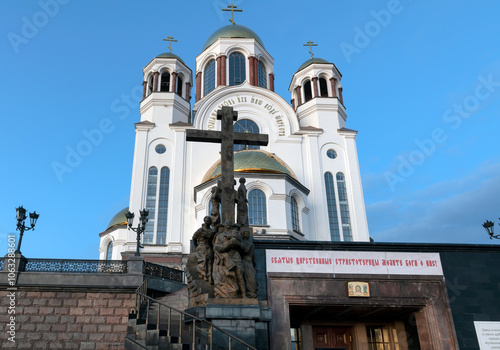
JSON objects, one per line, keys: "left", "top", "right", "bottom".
{"left": 291, "top": 98, "right": 295, "bottom": 110}
{"left": 220, "top": 55, "right": 227, "bottom": 86}
{"left": 195, "top": 72, "right": 201, "bottom": 102}
{"left": 339, "top": 87, "right": 344, "bottom": 104}
{"left": 216, "top": 56, "right": 222, "bottom": 86}
{"left": 142, "top": 81, "right": 147, "bottom": 100}
{"left": 153, "top": 72, "right": 159, "bottom": 92}
{"left": 312, "top": 77, "right": 318, "bottom": 98}
{"left": 186, "top": 82, "right": 192, "bottom": 102}
{"left": 330, "top": 78, "right": 337, "bottom": 98}
{"left": 269, "top": 73, "right": 275, "bottom": 91}
{"left": 253, "top": 57, "right": 258, "bottom": 86}
{"left": 248, "top": 57, "right": 256, "bottom": 86}
{"left": 295, "top": 86, "right": 302, "bottom": 106}
{"left": 171, "top": 72, "right": 178, "bottom": 93}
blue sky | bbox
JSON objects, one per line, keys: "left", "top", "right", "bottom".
{"left": 1, "top": 0, "right": 499, "bottom": 259}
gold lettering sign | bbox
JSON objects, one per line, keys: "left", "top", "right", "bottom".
{"left": 206, "top": 95, "right": 287, "bottom": 137}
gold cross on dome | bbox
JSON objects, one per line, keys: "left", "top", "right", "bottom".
{"left": 163, "top": 36, "right": 178, "bottom": 53}
{"left": 303, "top": 40, "right": 318, "bottom": 59}
{"left": 222, "top": 3, "right": 243, "bottom": 25}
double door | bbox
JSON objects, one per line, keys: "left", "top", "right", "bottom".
{"left": 313, "top": 326, "right": 352, "bottom": 350}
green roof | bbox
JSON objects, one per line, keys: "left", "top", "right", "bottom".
{"left": 202, "top": 25, "right": 265, "bottom": 51}
{"left": 297, "top": 57, "right": 331, "bottom": 71}
{"left": 106, "top": 207, "right": 128, "bottom": 230}
{"left": 203, "top": 149, "right": 295, "bottom": 182}
{"left": 155, "top": 52, "right": 185, "bottom": 65}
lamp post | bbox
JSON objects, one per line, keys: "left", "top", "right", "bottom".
{"left": 125, "top": 209, "right": 149, "bottom": 256}
{"left": 15, "top": 206, "right": 39, "bottom": 254}
{"left": 482, "top": 220, "right": 500, "bottom": 240}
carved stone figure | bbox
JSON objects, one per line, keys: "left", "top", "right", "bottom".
{"left": 210, "top": 182, "right": 222, "bottom": 226}
{"left": 240, "top": 227, "right": 258, "bottom": 298}
{"left": 192, "top": 216, "right": 216, "bottom": 283}
{"left": 237, "top": 177, "right": 249, "bottom": 227}
{"left": 212, "top": 220, "right": 246, "bottom": 298}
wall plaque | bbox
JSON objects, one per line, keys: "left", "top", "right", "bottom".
{"left": 348, "top": 281, "right": 370, "bottom": 297}
{"left": 474, "top": 321, "right": 500, "bottom": 349}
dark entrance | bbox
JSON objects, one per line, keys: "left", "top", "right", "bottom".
{"left": 313, "top": 326, "right": 352, "bottom": 350}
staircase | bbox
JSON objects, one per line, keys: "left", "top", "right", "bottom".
{"left": 125, "top": 278, "right": 257, "bottom": 350}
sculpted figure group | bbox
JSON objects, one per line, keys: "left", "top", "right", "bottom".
{"left": 191, "top": 178, "right": 258, "bottom": 299}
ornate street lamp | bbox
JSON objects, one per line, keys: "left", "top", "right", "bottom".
{"left": 15, "top": 206, "right": 39, "bottom": 254}
{"left": 483, "top": 220, "right": 500, "bottom": 240}
{"left": 125, "top": 209, "right": 149, "bottom": 256}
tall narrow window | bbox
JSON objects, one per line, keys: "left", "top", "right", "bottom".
{"left": 258, "top": 60, "right": 267, "bottom": 88}
{"left": 106, "top": 241, "right": 113, "bottom": 260}
{"left": 229, "top": 52, "right": 246, "bottom": 86}
{"left": 176, "top": 76, "right": 183, "bottom": 96}
{"left": 160, "top": 72, "right": 170, "bottom": 92}
{"left": 319, "top": 77, "right": 328, "bottom": 97}
{"left": 249, "top": 189, "right": 267, "bottom": 225}
{"left": 233, "top": 119, "right": 260, "bottom": 151}
{"left": 147, "top": 75, "right": 154, "bottom": 96}
{"left": 336, "top": 172, "right": 352, "bottom": 241}
{"left": 204, "top": 59, "right": 216, "bottom": 96}
{"left": 144, "top": 167, "right": 158, "bottom": 244}
{"left": 325, "top": 172, "right": 340, "bottom": 241}
{"left": 156, "top": 167, "right": 170, "bottom": 245}
{"left": 291, "top": 196, "right": 300, "bottom": 232}
{"left": 304, "top": 80, "right": 312, "bottom": 102}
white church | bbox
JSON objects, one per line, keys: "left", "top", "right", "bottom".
{"left": 99, "top": 21, "right": 370, "bottom": 262}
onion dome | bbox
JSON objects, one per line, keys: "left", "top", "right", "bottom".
{"left": 202, "top": 149, "right": 296, "bottom": 182}
{"left": 202, "top": 24, "right": 265, "bottom": 51}
{"left": 105, "top": 207, "right": 129, "bottom": 231}
{"left": 155, "top": 52, "right": 185, "bottom": 65}
{"left": 297, "top": 57, "right": 331, "bottom": 72}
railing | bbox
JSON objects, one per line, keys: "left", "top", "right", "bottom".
{"left": 24, "top": 259, "right": 128, "bottom": 273}
{"left": 144, "top": 261, "right": 184, "bottom": 282}
{"left": 128, "top": 280, "right": 257, "bottom": 350}
{"left": 0, "top": 258, "right": 4, "bottom": 271}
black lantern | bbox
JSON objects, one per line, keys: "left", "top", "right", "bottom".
{"left": 15, "top": 206, "right": 40, "bottom": 254}
{"left": 482, "top": 220, "right": 499, "bottom": 239}
{"left": 126, "top": 209, "right": 149, "bottom": 256}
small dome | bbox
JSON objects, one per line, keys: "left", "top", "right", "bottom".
{"left": 203, "top": 149, "right": 296, "bottom": 182}
{"left": 106, "top": 207, "right": 129, "bottom": 230}
{"left": 297, "top": 57, "right": 331, "bottom": 72}
{"left": 155, "top": 52, "right": 185, "bottom": 65}
{"left": 202, "top": 24, "right": 265, "bottom": 51}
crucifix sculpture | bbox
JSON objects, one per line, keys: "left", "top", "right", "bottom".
{"left": 186, "top": 106, "right": 268, "bottom": 224}
{"left": 163, "top": 36, "right": 178, "bottom": 53}
{"left": 303, "top": 40, "right": 318, "bottom": 59}
{"left": 222, "top": 3, "right": 243, "bottom": 25}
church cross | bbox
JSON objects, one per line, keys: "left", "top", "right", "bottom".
{"left": 186, "top": 106, "right": 268, "bottom": 223}
{"left": 222, "top": 3, "right": 243, "bottom": 25}
{"left": 163, "top": 36, "right": 178, "bottom": 53}
{"left": 303, "top": 40, "right": 318, "bottom": 59}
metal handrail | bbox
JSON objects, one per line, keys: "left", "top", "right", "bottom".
{"left": 133, "top": 285, "right": 257, "bottom": 350}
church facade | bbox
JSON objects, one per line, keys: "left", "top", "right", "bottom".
{"left": 99, "top": 24, "right": 370, "bottom": 261}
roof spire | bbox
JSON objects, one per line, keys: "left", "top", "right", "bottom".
{"left": 163, "top": 36, "right": 178, "bottom": 53}
{"left": 303, "top": 40, "right": 318, "bottom": 59}
{"left": 222, "top": 3, "right": 243, "bottom": 25}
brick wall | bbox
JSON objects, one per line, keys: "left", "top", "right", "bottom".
{"left": 0, "top": 290, "right": 135, "bottom": 350}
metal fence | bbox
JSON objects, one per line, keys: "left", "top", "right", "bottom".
{"left": 24, "top": 258, "right": 128, "bottom": 273}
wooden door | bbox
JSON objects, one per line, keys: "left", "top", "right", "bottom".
{"left": 313, "top": 326, "right": 352, "bottom": 350}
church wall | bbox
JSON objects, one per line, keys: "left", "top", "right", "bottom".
{"left": 0, "top": 290, "right": 135, "bottom": 349}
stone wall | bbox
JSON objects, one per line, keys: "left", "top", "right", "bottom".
{"left": 0, "top": 290, "right": 135, "bottom": 350}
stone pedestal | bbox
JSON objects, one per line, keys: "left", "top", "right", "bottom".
{"left": 186, "top": 299, "right": 271, "bottom": 350}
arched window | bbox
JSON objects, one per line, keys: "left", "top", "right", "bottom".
{"left": 291, "top": 196, "right": 300, "bottom": 232}
{"left": 325, "top": 172, "right": 340, "bottom": 241}
{"left": 106, "top": 241, "right": 113, "bottom": 260}
{"left": 304, "top": 80, "right": 312, "bottom": 102}
{"left": 147, "top": 75, "right": 154, "bottom": 96}
{"left": 258, "top": 60, "right": 267, "bottom": 88}
{"left": 156, "top": 167, "right": 170, "bottom": 245}
{"left": 319, "top": 77, "right": 328, "bottom": 97}
{"left": 229, "top": 52, "right": 246, "bottom": 86}
{"left": 249, "top": 189, "right": 267, "bottom": 225}
{"left": 176, "top": 76, "right": 183, "bottom": 96}
{"left": 336, "top": 172, "right": 352, "bottom": 241}
{"left": 233, "top": 119, "right": 260, "bottom": 151}
{"left": 144, "top": 167, "right": 158, "bottom": 244}
{"left": 204, "top": 59, "right": 216, "bottom": 96}
{"left": 160, "top": 72, "right": 170, "bottom": 92}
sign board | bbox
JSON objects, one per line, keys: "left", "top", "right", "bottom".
{"left": 474, "top": 321, "right": 500, "bottom": 349}
{"left": 266, "top": 250, "right": 443, "bottom": 276}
